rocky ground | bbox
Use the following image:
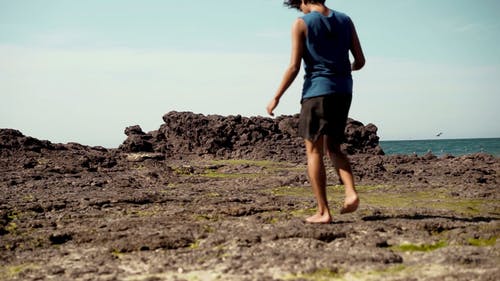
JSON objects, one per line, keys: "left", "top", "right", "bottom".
{"left": 0, "top": 112, "right": 499, "bottom": 281}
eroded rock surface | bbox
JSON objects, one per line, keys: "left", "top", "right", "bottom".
{"left": 0, "top": 114, "right": 499, "bottom": 280}
{"left": 120, "top": 111, "right": 384, "bottom": 160}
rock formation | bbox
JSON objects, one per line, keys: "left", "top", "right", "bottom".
{"left": 119, "top": 111, "right": 384, "bottom": 161}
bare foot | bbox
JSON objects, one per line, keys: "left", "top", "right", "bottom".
{"left": 306, "top": 213, "right": 332, "bottom": 224}
{"left": 340, "top": 195, "right": 359, "bottom": 214}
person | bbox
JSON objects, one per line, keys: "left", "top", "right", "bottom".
{"left": 266, "top": 0, "right": 365, "bottom": 224}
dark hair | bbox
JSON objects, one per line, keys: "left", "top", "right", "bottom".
{"left": 283, "top": 0, "right": 301, "bottom": 10}
{"left": 283, "top": 0, "right": 326, "bottom": 10}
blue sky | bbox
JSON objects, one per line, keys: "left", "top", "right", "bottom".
{"left": 1, "top": 0, "right": 499, "bottom": 147}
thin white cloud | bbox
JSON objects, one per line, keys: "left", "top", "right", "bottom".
{"left": 0, "top": 45, "right": 295, "bottom": 146}
{"left": 255, "top": 30, "right": 287, "bottom": 39}
{"left": 453, "top": 22, "right": 484, "bottom": 33}
{"left": 1, "top": 45, "right": 498, "bottom": 146}
{"left": 350, "top": 57, "right": 500, "bottom": 139}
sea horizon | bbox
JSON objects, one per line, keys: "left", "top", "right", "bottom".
{"left": 380, "top": 137, "right": 500, "bottom": 157}
{"left": 380, "top": 136, "right": 500, "bottom": 142}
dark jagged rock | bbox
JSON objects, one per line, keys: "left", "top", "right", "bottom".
{"left": 119, "top": 111, "right": 385, "bottom": 161}
{"left": 0, "top": 129, "right": 118, "bottom": 171}
{"left": 1, "top": 124, "right": 499, "bottom": 280}
{"left": 124, "top": 125, "right": 146, "bottom": 137}
{"left": 0, "top": 129, "right": 54, "bottom": 152}
{"left": 119, "top": 125, "right": 154, "bottom": 153}
{"left": 343, "top": 121, "right": 383, "bottom": 155}
{"left": 2, "top": 113, "right": 497, "bottom": 189}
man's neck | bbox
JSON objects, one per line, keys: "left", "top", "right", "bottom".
{"left": 308, "top": 4, "right": 329, "bottom": 16}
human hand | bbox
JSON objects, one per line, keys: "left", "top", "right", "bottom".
{"left": 266, "top": 98, "right": 279, "bottom": 117}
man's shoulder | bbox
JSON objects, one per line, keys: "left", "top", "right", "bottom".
{"left": 330, "top": 9, "right": 351, "bottom": 21}
{"left": 301, "top": 12, "right": 319, "bottom": 20}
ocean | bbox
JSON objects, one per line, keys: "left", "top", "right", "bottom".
{"left": 379, "top": 138, "right": 500, "bottom": 157}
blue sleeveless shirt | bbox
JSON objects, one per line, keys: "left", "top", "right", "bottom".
{"left": 301, "top": 9, "right": 353, "bottom": 100}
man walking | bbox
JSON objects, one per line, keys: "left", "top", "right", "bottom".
{"left": 266, "top": 0, "right": 365, "bottom": 223}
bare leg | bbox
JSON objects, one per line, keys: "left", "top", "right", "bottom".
{"left": 305, "top": 138, "right": 332, "bottom": 223}
{"left": 325, "top": 137, "right": 359, "bottom": 214}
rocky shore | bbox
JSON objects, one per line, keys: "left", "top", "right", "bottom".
{"left": 1, "top": 111, "right": 498, "bottom": 280}
{"left": 119, "top": 111, "right": 384, "bottom": 160}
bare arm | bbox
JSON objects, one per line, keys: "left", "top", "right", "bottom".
{"left": 266, "top": 18, "right": 305, "bottom": 116}
{"left": 350, "top": 21, "right": 365, "bottom": 71}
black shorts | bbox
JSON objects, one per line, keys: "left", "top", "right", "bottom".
{"left": 298, "top": 94, "right": 352, "bottom": 143}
